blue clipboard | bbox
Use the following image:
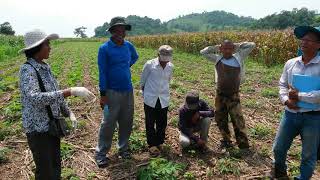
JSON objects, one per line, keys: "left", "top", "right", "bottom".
{"left": 292, "top": 74, "right": 320, "bottom": 109}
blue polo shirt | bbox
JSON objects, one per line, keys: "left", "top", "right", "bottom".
{"left": 98, "top": 38, "right": 138, "bottom": 95}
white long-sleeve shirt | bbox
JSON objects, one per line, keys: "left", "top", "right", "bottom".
{"left": 279, "top": 55, "right": 320, "bottom": 112}
{"left": 140, "top": 58, "right": 174, "bottom": 108}
{"left": 200, "top": 42, "right": 256, "bottom": 83}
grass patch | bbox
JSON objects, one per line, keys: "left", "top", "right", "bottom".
{"left": 261, "top": 87, "right": 278, "bottom": 98}
{"left": 249, "top": 123, "right": 272, "bottom": 139}
{"left": 60, "top": 142, "right": 75, "bottom": 160}
{"left": 0, "top": 147, "right": 10, "bottom": 164}
{"left": 137, "top": 157, "right": 186, "bottom": 180}
{"left": 129, "top": 131, "right": 147, "bottom": 152}
{"left": 216, "top": 157, "right": 241, "bottom": 175}
{"left": 61, "top": 168, "right": 80, "bottom": 180}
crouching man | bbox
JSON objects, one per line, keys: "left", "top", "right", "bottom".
{"left": 178, "top": 91, "right": 214, "bottom": 152}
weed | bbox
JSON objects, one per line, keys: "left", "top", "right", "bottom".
{"left": 216, "top": 157, "right": 241, "bottom": 175}
{"left": 60, "top": 142, "right": 75, "bottom": 160}
{"left": 0, "top": 147, "right": 10, "bottom": 164}
{"left": 137, "top": 158, "right": 186, "bottom": 180}
{"left": 129, "top": 131, "right": 147, "bottom": 152}
{"left": 61, "top": 168, "right": 80, "bottom": 180}
{"left": 249, "top": 123, "right": 272, "bottom": 139}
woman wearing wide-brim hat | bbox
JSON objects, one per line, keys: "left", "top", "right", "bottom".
{"left": 19, "top": 29, "right": 95, "bottom": 180}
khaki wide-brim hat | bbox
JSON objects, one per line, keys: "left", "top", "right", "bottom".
{"left": 19, "top": 29, "right": 59, "bottom": 54}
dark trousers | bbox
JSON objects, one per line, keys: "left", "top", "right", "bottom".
{"left": 27, "top": 132, "right": 61, "bottom": 180}
{"left": 318, "top": 144, "right": 320, "bottom": 160}
{"left": 144, "top": 98, "right": 168, "bottom": 147}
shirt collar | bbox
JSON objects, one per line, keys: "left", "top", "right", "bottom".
{"left": 155, "top": 58, "right": 160, "bottom": 66}
{"left": 109, "top": 38, "right": 125, "bottom": 47}
{"left": 297, "top": 55, "right": 320, "bottom": 65}
{"left": 27, "top": 58, "right": 49, "bottom": 71}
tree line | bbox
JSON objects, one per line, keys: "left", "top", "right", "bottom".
{"left": 94, "top": 8, "right": 319, "bottom": 37}
{"left": 1, "top": 8, "right": 319, "bottom": 37}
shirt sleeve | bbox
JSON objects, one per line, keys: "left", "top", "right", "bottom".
{"left": 199, "top": 100, "right": 214, "bottom": 117}
{"left": 50, "top": 68, "right": 70, "bottom": 117}
{"left": 98, "top": 45, "right": 108, "bottom": 96}
{"left": 237, "top": 42, "right": 256, "bottom": 60}
{"left": 20, "top": 65, "right": 65, "bottom": 106}
{"left": 298, "top": 91, "right": 320, "bottom": 104}
{"left": 140, "top": 62, "right": 151, "bottom": 90}
{"left": 279, "top": 62, "right": 290, "bottom": 105}
{"left": 129, "top": 43, "right": 139, "bottom": 67}
{"left": 200, "top": 45, "right": 220, "bottom": 62}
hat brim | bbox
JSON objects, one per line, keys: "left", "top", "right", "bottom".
{"left": 294, "top": 26, "right": 320, "bottom": 40}
{"left": 19, "top": 33, "right": 59, "bottom": 54}
{"left": 107, "top": 24, "right": 131, "bottom": 32}
{"left": 159, "top": 55, "right": 172, "bottom": 62}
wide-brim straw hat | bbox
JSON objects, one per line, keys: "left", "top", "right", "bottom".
{"left": 19, "top": 29, "right": 59, "bottom": 54}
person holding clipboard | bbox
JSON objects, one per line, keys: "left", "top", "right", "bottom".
{"left": 270, "top": 26, "right": 320, "bottom": 180}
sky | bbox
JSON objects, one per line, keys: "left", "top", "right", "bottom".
{"left": 0, "top": 0, "right": 319, "bottom": 37}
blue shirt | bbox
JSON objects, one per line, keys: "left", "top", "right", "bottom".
{"left": 98, "top": 38, "right": 138, "bottom": 95}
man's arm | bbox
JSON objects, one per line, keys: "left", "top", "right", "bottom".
{"left": 279, "top": 62, "right": 290, "bottom": 105}
{"left": 98, "top": 46, "right": 108, "bottom": 96}
{"left": 179, "top": 109, "right": 200, "bottom": 142}
{"left": 200, "top": 45, "right": 220, "bottom": 62}
{"left": 129, "top": 43, "right": 139, "bottom": 67}
{"left": 140, "top": 62, "right": 151, "bottom": 90}
{"left": 237, "top": 42, "right": 256, "bottom": 60}
{"left": 298, "top": 91, "right": 320, "bottom": 104}
{"left": 198, "top": 100, "right": 214, "bottom": 117}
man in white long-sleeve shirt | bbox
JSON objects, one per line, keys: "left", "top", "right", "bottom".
{"left": 200, "top": 40, "right": 255, "bottom": 149}
{"left": 270, "top": 26, "right": 320, "bottom": 180}
{"left": 140, "top": 45, "right": 174, "bottom": 156}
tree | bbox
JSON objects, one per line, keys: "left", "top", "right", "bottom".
{"left": 0, "top": 22, "right": 15, "bottom": 35}
{"left": 74, "top": 26, "right": 87, "bottom": 38}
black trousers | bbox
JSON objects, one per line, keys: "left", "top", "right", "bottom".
{"left": 144, "top": 98, "right": 168, "bottom": 147}
{"left": 27, "top": 132, "right": 61, "bottom": 180}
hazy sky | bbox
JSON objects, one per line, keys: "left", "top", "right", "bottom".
{"left": 0, "top": 0, "right": 319, "bottom": 37}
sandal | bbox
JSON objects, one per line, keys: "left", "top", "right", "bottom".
{"left": 149, "top": 146, "right": 160, "bottom": 157}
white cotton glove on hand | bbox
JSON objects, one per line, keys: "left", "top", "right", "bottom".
{"left": 70, "top": 87, "right": 96, "bottom": 101}
{"left": 69, "top": 111, "right": 78, "bottom": 129}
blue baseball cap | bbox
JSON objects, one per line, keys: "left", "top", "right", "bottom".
{"left": 294, "top": 26, "right": 320, "bottom": 40}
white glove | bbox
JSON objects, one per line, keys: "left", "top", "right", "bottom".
{"left": 70, "top": 87, "right": 96, "bottom": 101}
{"left": 69, "top": 111, "right": 78, "bottom": 129}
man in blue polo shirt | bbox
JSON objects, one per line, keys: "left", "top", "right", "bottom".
{"left": 95, "top": 17, "right": 139, "bottom": 168}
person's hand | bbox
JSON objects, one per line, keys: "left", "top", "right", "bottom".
{"left": 70, "top": 87, "right": 96, "bottom": 101}
{"left": 197, "top": 139, "right": 206, "bottom": 147}
{"left": 69, "top": 111, "right": 78, "bottom": 129}
{"left": 285, "top": 99, "right": 299, "bottom": 110}
{"left": 288, "top": 85, "right": 299, "bottom": 101}
{"left": 139, "top": 90, "right": 144, "bottom": 97}
{"left": 100, "top": 96, "right": 108, "bottom": 109}
{"left": 191, "top": 112, "right": 200, "bottom": 124}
